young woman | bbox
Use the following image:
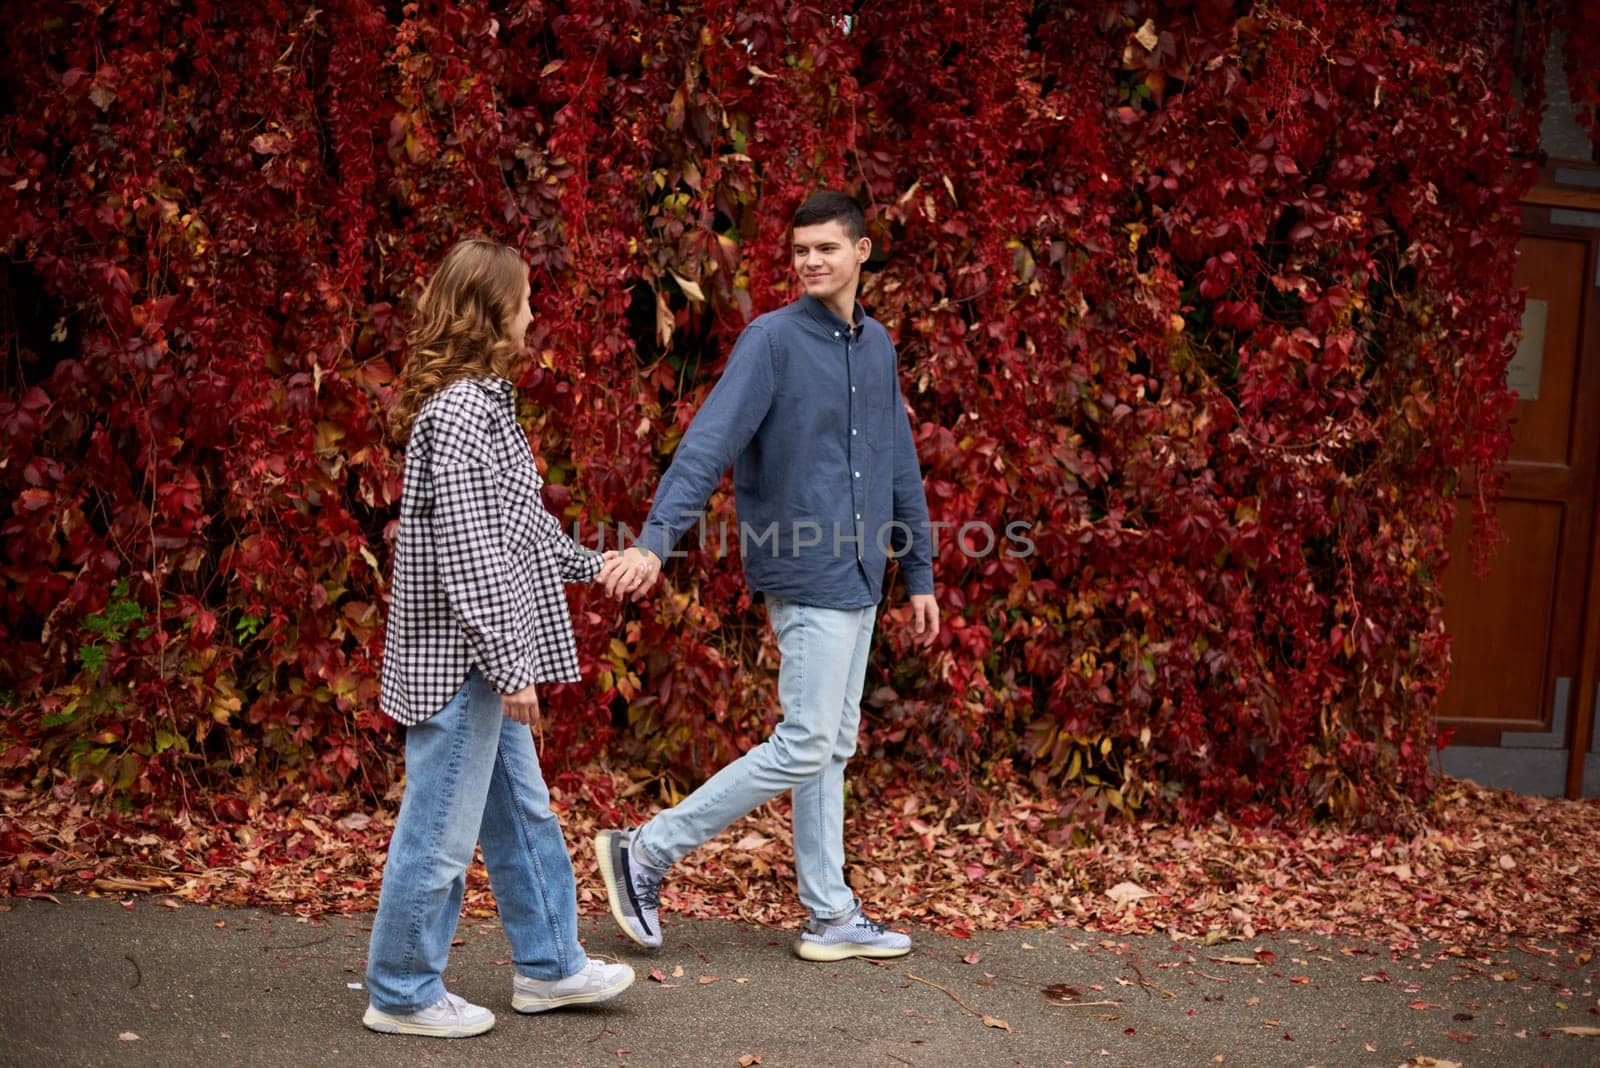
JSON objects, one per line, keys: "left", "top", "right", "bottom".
{"left": 363, "top": 239, "right": 634, "bottom": 1038}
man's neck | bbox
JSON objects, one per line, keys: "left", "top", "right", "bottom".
{"left": 821, "top": 290, "right": 858, "bottom": 327}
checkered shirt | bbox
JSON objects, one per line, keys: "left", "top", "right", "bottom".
{"left": 379, "top": 376, "right": 602, "bottom": 726}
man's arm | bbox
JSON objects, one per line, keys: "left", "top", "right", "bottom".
{"left": 635, "top": 324, "right": 777, "bottom": 563}
{"left": 891, "top": 376, "right": 940, "bottom": 645}
{"left": 891, "top": 379, "right": 935, "bottom": 596}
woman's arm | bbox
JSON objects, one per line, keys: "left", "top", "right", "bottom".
{"left": 526, "top": 503, "right": 604, "bottom": 583}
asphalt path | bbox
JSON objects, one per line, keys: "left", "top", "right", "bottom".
{"left": 0, "top": 896, "right": 1595, "bottom": 1066}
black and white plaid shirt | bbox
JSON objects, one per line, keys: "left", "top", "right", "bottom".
{"left": 379, "top": 376, "right": 602, "bottom": 726}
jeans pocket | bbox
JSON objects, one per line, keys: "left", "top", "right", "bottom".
{"left": 765, "top": 595, "right": 794, "bottom": 635}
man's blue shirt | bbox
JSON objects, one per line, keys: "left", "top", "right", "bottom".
{"left": 638, "top": 294, "right": 934, "bottom": 609}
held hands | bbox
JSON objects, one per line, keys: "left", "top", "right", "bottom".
{"left": 908, "top": 593, "right": 941, "bottom": 648}
{"left": 596, "top": 546, "right": 662, "bottom": 602}
{"left": 502, "top": 683, "right": 541, "bottom": 728}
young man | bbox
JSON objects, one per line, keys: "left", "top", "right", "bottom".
{"left": 594, "top": 191, "right": 939, "bottom": 961}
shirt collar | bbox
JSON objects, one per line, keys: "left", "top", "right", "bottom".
{"left": 798, "top": 294, "right": 865, "bottom": 337}
{"left": 473, "top": 375, "right": 516, "bottom": 397}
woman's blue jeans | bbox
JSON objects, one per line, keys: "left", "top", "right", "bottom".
{"left": 365, "top": 669, "right": 587, "bottom": 1013}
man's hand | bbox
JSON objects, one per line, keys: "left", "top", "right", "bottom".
{"left": 598, "top": 546, "right": 662, "bottom": 601}
{"left": 909, "top": 593, "right": 941, "bottom": 647}
{"left": 502, "top": 683, "right": 540, "bottom": 728}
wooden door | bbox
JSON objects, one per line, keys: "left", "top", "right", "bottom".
{"left": 1438, "top": 202, "right": 1600, "bottom": 797}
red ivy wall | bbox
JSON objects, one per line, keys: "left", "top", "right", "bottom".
{"left": 2, "top": 1, "right": 1593, "bottom": 826}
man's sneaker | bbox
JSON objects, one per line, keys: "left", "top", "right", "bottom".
{"left": 793, "top": 909, "right": 912, "bottom": 962}
{"left": 594, "top": 828, "right": 663, "bottom": 949}
{"left": 361, "top": 992, "right": 496, "bottom": 1038}
{"left": 512, "top": 958, "right": 635, "bottom": 1013}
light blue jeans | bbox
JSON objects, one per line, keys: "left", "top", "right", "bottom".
{"left": 633, "top": 595, "right": 877, "bottom": 921}
{"left": 366, "top": 669, "right": 587, "bottom": 1014}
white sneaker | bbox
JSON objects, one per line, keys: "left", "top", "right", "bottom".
{"left": 512, "top": 958, "right": 636, "bottom": 1013}
{"left": 362, "top": 992, "right": 496, "bottom": 1037}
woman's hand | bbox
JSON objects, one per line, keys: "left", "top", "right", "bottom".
{"left": 502, "top": 683, "right": 541, "bottom": 728}
{"left": 597, "top": 546, "right": 662, "bottom": 601}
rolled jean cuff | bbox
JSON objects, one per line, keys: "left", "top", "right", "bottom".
{"left": 815, "top": 897, "right": 861, "bottom": 924}
{"left": 632, "top": 825, "right": 672, "bottom": 873}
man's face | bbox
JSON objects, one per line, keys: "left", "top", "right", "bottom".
{"left": 792, "top": 220, "right": 869, "bottom": 310}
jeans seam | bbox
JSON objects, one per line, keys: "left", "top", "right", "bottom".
{"left": 398, "top": 700, "right": 468, "bottom": 1001}
{"left": 785, "top": 606, "right": 839, "bottom": 917}
{"left": 816, "top": 607, "right": 871, "bottom": 920}
{"left": 497, "top": 739, "right": 572, "bottom": 979}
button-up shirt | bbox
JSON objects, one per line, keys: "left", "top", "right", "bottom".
{"left": 380, "top": 377, "right": 603, "bottom": 725}
{"left": 638, "top": 295, "right": 934, "bottom": 609}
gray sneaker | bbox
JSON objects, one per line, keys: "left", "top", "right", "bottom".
{"left": 595, "top": 828, "right": 663, "bottom": 949}
{"left": 793, "top": 909, "right": 912, "bottom": 962}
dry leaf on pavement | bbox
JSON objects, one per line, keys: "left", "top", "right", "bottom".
{"left": 1106, "top": 881, "right": 1153, "bottom": 906}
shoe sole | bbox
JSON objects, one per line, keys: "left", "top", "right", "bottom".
{"left": 512, "top": 970, "right": 636, "bottom": 1013}
{"left": 792, "top": 939, "right": 912, "bottom": 962}
{"left": 361, "top": 1007, "right": 496, "bottom": 1038}
{"left": 594, "top": 832, "right": 661, "bottom": 950}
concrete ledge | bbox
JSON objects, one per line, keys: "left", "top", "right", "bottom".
{"left": 1438, "top": 746, "right": 1600, "bottom": 797}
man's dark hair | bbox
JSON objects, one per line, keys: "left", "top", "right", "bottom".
{"left": 792, "top": 191, "right": 867, "bottom": 241}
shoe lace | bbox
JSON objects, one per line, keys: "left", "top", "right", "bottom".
{"left": 635, "top": 874, "right": 662, "bottom": 911}
{"left": 857, "top": 915, "right": 888, "bottom": 935}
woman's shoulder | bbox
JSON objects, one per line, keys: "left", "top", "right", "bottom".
{"left": 415, "top": 377, "right": 505, "bottom": 431}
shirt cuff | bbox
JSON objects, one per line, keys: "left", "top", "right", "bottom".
{"left": 637, "top": 521, "right": 678, "bottom": 563}
{"left": 577, "top": 548, "right": 604, "bottom": 583}
{"left": 483, "top": 656, "right": 540, "bottom": 696}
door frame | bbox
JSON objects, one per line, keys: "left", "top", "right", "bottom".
{"left": 1522, "top": 165, "right": 1600, "bottom": 797}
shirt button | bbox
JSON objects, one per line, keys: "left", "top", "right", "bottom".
{"left": 851, "top": 428, "right": 857, "bottom": 436}
{"left": 851, "top": 385, "right": 857, "bottom": 393}
{"left": 854, "top": 513, "right": 861, "bottom": 520}
{"left": 833, "top": 330, "right": 841, "bottom": 337}
{"left": 853, "top": 471, "right": 861, "bottom": 478}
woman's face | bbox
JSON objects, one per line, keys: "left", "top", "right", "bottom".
{"left": 506, "top": 275, "right": 533, "bottom": 348}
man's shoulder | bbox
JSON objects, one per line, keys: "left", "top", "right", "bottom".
{"left": 748, "top": 300, "right": 805, "bottom": 334}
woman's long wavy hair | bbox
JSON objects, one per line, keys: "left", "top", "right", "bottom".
{"left": 388, "top": 238, "right": 528, "bottom": 443}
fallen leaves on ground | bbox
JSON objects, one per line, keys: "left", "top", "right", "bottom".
{"left": 1, "top": 772, "right": 1596, "bottom": 954}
